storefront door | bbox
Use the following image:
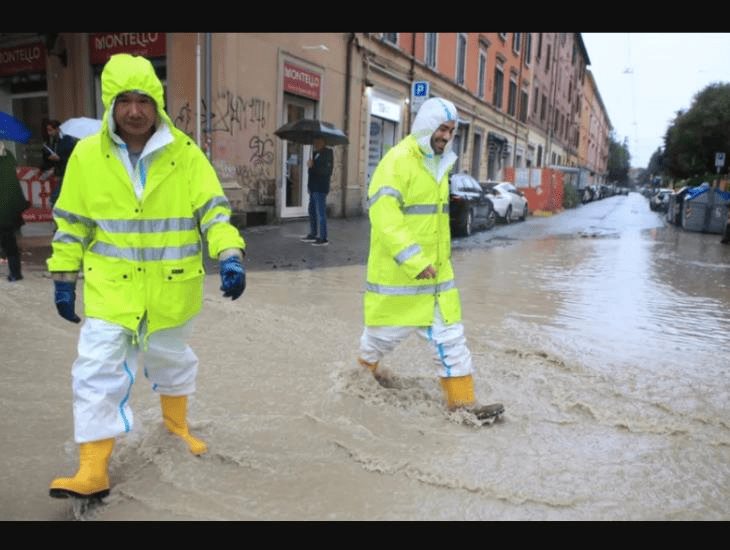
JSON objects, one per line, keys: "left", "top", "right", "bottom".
{"left": 281, "top": 96, "right": 314, "bottom": 218}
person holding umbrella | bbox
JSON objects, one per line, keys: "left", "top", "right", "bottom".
{"left": 47, "top": 53, "right": 247, "bottom": 500}
{"left": 356, "top": 97, "right": 504, "bottom": 424}
{"left": 42, "top": 119, "right": 77, "bottom": 205}
{"left": 302, "top": 135, "right": 333, "bottom": 246}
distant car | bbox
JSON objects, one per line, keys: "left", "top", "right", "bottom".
{"left": 480, "top": 181, "right": 529, "bottom": 222}
{"left": 448, "top": 173, "right": 496, "bottom": 236}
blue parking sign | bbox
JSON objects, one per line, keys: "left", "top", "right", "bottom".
{"left": 413, "top": 81, "right": 428, "bottom": 97}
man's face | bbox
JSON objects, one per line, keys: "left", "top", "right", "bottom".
{"left": 47, "top": 125, "right": 59, "bottom": 138}
{"left": 313, "top": 137, "right": 325, "bottom": 150}
{"left": 113, "top": 92, "right": 156, "bottom": 139}
{"left": 430, "top": 121, "right": 456, "bottom": 154}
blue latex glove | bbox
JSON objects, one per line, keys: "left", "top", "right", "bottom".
{"left": 54, "top": 280, "right": 81, "bottom": 323}
{"left": 219, "top": 256, "right": 246, "bottom": 300}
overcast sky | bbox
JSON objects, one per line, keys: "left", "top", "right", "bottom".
{"left": 581, "top": 33, "right": 730, "bottom": 169}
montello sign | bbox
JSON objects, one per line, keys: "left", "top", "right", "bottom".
{"left": 89, "top": 33, "right": 166, "bottom": 65}
{"left": 0, "top": 41, "right": 46, "bottom": 76}
{"left": 283, "top": 62, "right": 321, "bottom": 100}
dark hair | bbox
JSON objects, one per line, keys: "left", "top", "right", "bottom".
{"left": 43, "top": 119, "right": 61, "bottom": 140}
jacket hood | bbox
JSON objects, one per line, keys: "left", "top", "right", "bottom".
{"left": 410, "top": 97, "right": 458, "bottom": 157}
{"left": 100, "top": 53, "right": 175, "bottom": 135}
{"left": 409, "top": 97, "right": 458, "bottom": 182}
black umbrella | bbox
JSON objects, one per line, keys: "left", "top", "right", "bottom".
{"left": 274, "top": 119, "right": 349, "bottom": 146}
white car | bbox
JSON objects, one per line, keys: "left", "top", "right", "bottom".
{"left": 480, "top": 181, "right": 529, "bottom": 222}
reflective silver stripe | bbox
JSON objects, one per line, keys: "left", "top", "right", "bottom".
{"left": 200, "top": 213, "right": 231, "bottom": 236}
{"left": 195, "top": 195, "right": 231, "bottom": 227}
{"left": 53, "top": 207, "right": 96, "bottom": 228}
{"left": 53, "top": 231, "right": 90, "bottom": 247}
{"left": 365, "top": 279, "right": 457, "bottom": 295}
{"left": 368, "top": 187, "right": 404, "bottom": 208}
{"left": 442, "top": 204, "right": 449, "bottom": 214}
{"left": 95, "top": 218, "right": 197, "bottom": 233}
{"left": 90, "top": 241, "right": 201, "bottom": 261}
{"left": 394, "top": 243, "right": 422, "bottom": 265}
{"left": 403, "top": 204, "right": 439, "bottom": 214}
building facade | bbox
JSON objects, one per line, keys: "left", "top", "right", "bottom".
{"left": 0, "top": 32, "right": 610, "bottom": 226}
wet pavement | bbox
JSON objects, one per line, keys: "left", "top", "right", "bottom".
{"left": 16, "top": 216, "right": 371, "bottom": 274}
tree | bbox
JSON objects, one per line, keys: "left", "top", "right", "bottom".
{"left": 663, "top": 82, "right": 730, "bottom": 180}
{"left": 607, "top": 132, "right": 631, "bottom": 183}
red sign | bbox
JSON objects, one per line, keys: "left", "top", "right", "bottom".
{"left": 0, "top": 41, "right": 46, "bottom": 76}
{"left": 283, "top": 62, "right": 321, "bottom": 100}
{"left": 16, "top": 166, "right": 56, "bottom": 222}
{"left": 88, "top": 33, "right": 166, "bottom": 65}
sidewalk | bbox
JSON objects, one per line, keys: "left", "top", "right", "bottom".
{"left": 16, "top": 216, "right": 371, "bottom": 273}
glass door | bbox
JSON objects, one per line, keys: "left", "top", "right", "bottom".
{"left": 281, "top": 96, "right": 314, "bottom": 218}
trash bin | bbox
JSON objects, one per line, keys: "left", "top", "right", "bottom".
{"left": 666, "top": 187, "right": 688, "bottom": 225}
{"left": 681, "top": 185, "right": 730, "bottom": 234}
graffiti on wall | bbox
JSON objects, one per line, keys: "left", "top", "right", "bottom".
{"left": 172, "top": 92, "right": 277, "bottom": 210}
{"left": 173, "top": 93, "right": 270, "bottom": 138}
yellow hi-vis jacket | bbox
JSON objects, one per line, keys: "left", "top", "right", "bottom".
{"left": 364, "top": 134, "right": 461, "bottom": 326}
{"left": 47, "top": 53, "right": 245, "bottom": 341}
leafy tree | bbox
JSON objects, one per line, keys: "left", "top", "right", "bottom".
{"left": 663, "top": 82, "right": 730, "bottom": 179}
{"left": 607, "top": 132, "right": 630, "bottom": 183}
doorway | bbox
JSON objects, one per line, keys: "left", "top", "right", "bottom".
{"left": 366, "top": 116, "right": 397, "bottom": 185}
{"left": 281, "top": 95, "right": 314, "bottom": 218}
{"left": 11, "top": 93, "right": 48, "bottom": 168}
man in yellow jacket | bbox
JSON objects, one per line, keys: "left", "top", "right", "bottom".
{"left": 47, "top": 54, "right": 246, "bottom": 499}
{"left": 357, "top": 97, "right": 503, "bottom": 423}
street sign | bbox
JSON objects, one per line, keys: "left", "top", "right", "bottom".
{"left": 411, "top": 80, "right": 429, "bottom": 113}
{"left": 715, "top": 152, "right": 725, "bottom": 168}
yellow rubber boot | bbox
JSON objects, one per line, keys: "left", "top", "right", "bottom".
{"left": 440, "top": 375, "right": 476, "bottom": 409}
{"left": 160, "top": 395, "right": 208, "bottom": 456}
{"left": 49, "top": 438, "right": 115, "bottom": 499}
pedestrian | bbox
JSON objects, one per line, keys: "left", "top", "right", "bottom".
{"left": 42, "top": 119, "right": 77, "bottom": 206}
{"left": 301, "top": 135, "right": 333, "bottom": 246}
{"left": 356, "top": 97, "right": 503, "bottom": 423}
{"left": 0, "top": 140, "right": 28, "bottom": 281}
{"left": 47, "top": 53, "right": 247, "bottom": 500}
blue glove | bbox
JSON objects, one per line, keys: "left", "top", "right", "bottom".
{"left": 54, "top": 280, "right": 81, "bottom": 323}
{"left": 219, "top": 256, "right": 246, "bottom": 300}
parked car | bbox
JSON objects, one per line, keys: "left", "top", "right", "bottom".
{"left": 649, "top": 188, "right": 673, "bottom": 212}
{"left": 480, "top": 181, "right": 529, "bottom": 222}
{"left": 448, "top": 173, "right": 496, "bottom": 236}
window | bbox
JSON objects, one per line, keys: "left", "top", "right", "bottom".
{"left": 477, "top": 50, "right": 486, "bottom": 98}
{"left": 507, "top": 77, "right": 517, "bottom": 117}
{"left": 425, "top": 33, "right": 437, "bottom": 68}
{"left": 456, "top": 33, "right": 467, "bottom": 86}
{"left": 533, "top": 85, "right": 539, "bottom": 115}
{"left": 519, "top": 89, "right": 528, "bottom": 123}
{"left": 499, "top": 33, "right": 507, "bottom": 41}
{"left": 540, "top": 93, "right": 547, "bottom": 122}
{"left": 382, "top": 33, "right": 397, "bottom": 45}
{"left": 512, "top": 33, "right": 521, "bottom": 54}
{"left": 492, "top": 64, "right": 504, "bottom": 109}
{"left": 546, "top": 44, "right": 551, "bottom": 72}
{"left": 537, "top": 33, "right": 543, "bottom": 60}
{"left": 525, "top": 33, "right": 532, "bottom": 65}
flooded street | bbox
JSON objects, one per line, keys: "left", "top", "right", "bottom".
{"left": 1, "top": 192, "right": 728, "bottom": 520}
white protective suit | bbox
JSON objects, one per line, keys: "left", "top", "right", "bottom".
{"left": 359, "top": 97, "right": 473, "bottom": 378}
